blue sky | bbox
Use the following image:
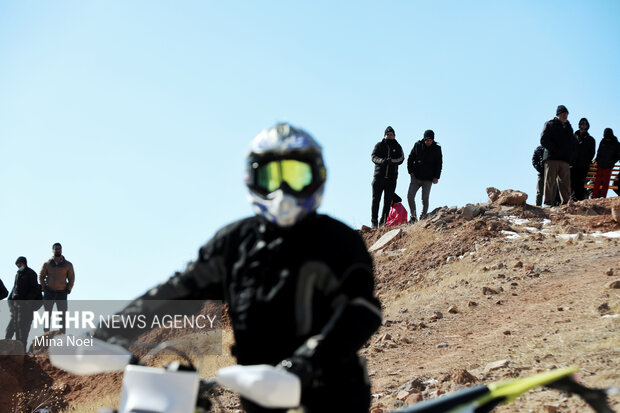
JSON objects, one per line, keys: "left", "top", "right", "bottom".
{"left": 1, "top": 1, "right": 618, "bottom": 300}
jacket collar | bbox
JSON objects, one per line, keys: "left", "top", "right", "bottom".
{"left": 51, "top": 255, "right": 65, "bottom": 265}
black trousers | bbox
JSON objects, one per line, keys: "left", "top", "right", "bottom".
{"left": 570, "top": 166, "right": 589, "bottom": 201}
{"left": 43, "top": 290, "right": 68, "bottom": 334}
{"left": 371, "top": 177, "right": 397, "bottom": 226}
{"left": 5, "top": 303, "right": 34, "bottom": 352}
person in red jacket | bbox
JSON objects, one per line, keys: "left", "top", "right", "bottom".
{"left": 385, "top": 193, "right": 408, "bottom": 226}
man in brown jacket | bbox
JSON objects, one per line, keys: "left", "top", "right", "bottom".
{"left": 39, "top": 242, "right": 75, "bottom": 334}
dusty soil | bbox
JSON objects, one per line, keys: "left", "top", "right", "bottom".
{"left": 363, "top": 197, "right": 620, "bottom": 412}
{"left": 1, "top": 196, "right": 619, "bottom": 413}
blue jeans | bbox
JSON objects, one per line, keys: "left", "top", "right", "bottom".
{"left": 43, "top": 290, "right": 68, "bottom": 333}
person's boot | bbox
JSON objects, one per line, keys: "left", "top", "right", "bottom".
{"left": 409, "top": 216, "right": 417, "bottom": 224}
{"left": 371, "top": 220, "right": 378, "bottom": 229}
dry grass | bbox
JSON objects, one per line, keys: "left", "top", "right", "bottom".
{"left": 402, "top": 225, "right": 441, "bottom": 255}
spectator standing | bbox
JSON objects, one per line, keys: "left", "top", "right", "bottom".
{"left": 532, "top": 145, "right": 545, "bottom": 206}
{"left": 5, "top": 257, "right": 39, "bottom": 352}
{"left": 95, "top": 123, "right": 382, "bottom": 413}
{"left": 592, "top": 128, "right": 620, "bottom": 198}
{"left": 540, "top": 105, "right": 576, "bottom": 206}
{"left": 571, "top": 118, "right": 596, "bottom": 201}
{"left": 407, "top": 129, "right": 443, "bottom": 222}
{"left": 371, "top": 126, "right": 404, "bottom": 228}
{"left": 385, "top": 193, "right": 408, "bottom": 226}
{"left": 39, "top": 243, "right": 75, "bottom": 334}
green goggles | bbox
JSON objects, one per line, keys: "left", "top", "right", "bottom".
{"left": 257, "top": 159, "right": 314, "bottom": 192}
{"left": 249, "top": 158, "right": 326, "bottom": 196}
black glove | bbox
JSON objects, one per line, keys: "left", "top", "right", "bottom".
{"left": 277, "top": 356, "right": 314, "bottom": 391}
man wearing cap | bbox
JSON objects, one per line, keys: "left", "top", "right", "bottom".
{"left": 5, "top": 257, "right": 40, "bottom": 352}
{"left": 371, "top": 126, "right": 405, "bottom": 228}
{"left": 540, "top": 105, "right": 576, "bottom": 206}
{"left": 570, "top": 117, "right": 596, "bottom": 201}
{"left": 407, "top": 129, "right": 443, "bottom": 222}
{"left": 39, "top": 242, "right": 75, "bottom": 334}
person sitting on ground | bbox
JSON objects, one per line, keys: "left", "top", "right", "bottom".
{"left": 592, "top": 128, "right": 620, "bottom": 198}
{"left": 385, "top": 193, "right": 408, "bottom": 226}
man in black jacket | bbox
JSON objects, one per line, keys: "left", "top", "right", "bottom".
{"left": 571, "top": 118, "right": 596, "bottom": 201}
{"left": 95, "top": 123, "right": 382, "bottom": 413}
{"left": 540, "top": 105, "right": 577, "bottom": 206}
{"left": 407, "top": 130, "right": 443, "bottom": 222}
{"left": 371, "top": 126, "right": 405, "bottom": 228}
{"left": 5, "top": 256, "right": 40, "bottom": 352}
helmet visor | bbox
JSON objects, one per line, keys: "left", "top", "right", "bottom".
{"left": 257, "top": 159, "right": 313, "bottom": 193}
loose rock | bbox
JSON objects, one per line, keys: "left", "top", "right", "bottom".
{"left": 453, "top": 369, "right": 478, "bottom": 384}
{"left": 597, "top": 303, "right": 610, "bottom": 313}
{"left": 483, "top": 286, "right": 499, "bottom": 295}
{"left": 485, "top": 359, "right": 510, "bottom": 372}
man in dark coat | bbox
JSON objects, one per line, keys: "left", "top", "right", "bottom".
{"left": 571, "top": 117, "right": 596, "bottom": 201}
{"left": 540, "top": 105, "right": 576, "bottom": 205}
{"left": 371, "top": 126, "right": 404, "bottom": 228}
{"left": 5, "top": 256, "right": 40, "bottom": 352}
{"left": 407, "top": 129, "right": 443, "bottom": 221}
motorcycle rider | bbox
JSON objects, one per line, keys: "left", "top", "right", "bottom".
{"left": 94, "top": 123, "right": 382, "bottom": 413}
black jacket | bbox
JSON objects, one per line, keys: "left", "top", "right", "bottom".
{"left": 540, "top": 118, "right": 576, "bottom": 162}
{"left": 371, "top": 139, "right": 404, "bottom": 180}
{"left": 532, "top": 145, "right": 545, "bottom": 174}
{"left": 573, "top": 131, "right": 596, "bottom": 168}
{"left": 407, "top": 139, "right": 443, "bottom": 181}
{"left": 95, "top": 213, "right": 381, "bottom": 385}
{"left": 8, "top": 266, "right": 39, "bottom": 301}
{"left": 595, "top": 135, "right": 620, "bottom": 169}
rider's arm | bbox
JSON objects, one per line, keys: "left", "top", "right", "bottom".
{"left": 288, "top": 228, "right": 382, "bottom": 368}
{"left": 93, "top": 226, "right": 232, "bottom": 343}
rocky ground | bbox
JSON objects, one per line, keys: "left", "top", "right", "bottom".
{"left": 1, "top": 191, "right": 619, "bottom": 413}
{"left": 362, "top": 193, "right": 620, "bottom": 413}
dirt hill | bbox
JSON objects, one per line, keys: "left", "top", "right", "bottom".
{"left": 1, "top": 195, "right": 619, "bottom": 413}
{"left": 362, "top": 195, "right": 619, "bottom": 412}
